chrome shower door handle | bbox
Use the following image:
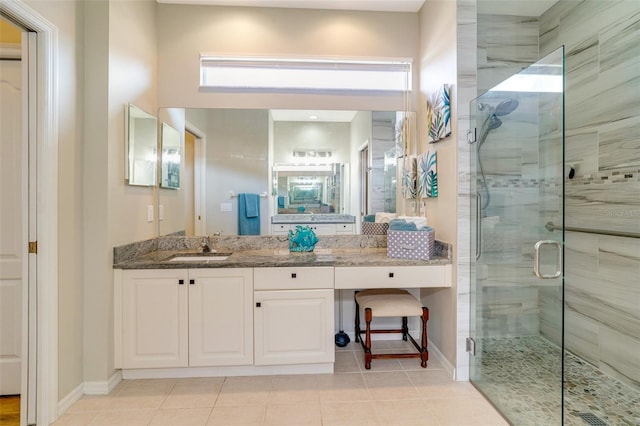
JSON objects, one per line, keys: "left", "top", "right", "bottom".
{"left": 534, "top": 240, "right": 562, "bottom": 279}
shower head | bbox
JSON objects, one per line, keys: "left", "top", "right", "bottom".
{"left": 494, "top": 99, "right": 519, "bottom": 117}
{"left": 486, "top": 114, "right": 502, "bottom": 131}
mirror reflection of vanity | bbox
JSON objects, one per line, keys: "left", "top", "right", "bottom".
{"left": 157, "top": 108, "right": 405, "bottom": 237}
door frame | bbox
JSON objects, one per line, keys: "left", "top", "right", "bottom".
{"left": 1, "top": 1, "right": 59, "bottom": 425}
{"left": 185, "top": 120, "right": 206, "bottom": 236}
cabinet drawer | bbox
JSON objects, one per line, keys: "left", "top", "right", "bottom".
{"left": 335, "top": 223, "right": 355, "bottom": 234}
{"left": 306, "top": 224, "right": 336, "bottom": 235}
{"left": 254, "top": 267, "right": 334, "bottom": 290}
{"left": 271, "top": 224, "right": 291, "bottom": 235}
{"left": 334, "top": 265, "right": 451, "bottom": 289}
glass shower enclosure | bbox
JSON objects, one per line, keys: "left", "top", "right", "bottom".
{"left": 469, "top": 47, "right": 565, "bottom": 424}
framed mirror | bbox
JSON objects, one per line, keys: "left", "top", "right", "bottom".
{"left": 160, "top": 122, "right": 181, "bottom": 189}
{"left": 126, "top": 104, "right": 158, "bottom": 186}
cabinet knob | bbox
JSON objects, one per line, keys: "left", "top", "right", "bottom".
{"left": 291, "top": 273, "right": 297, "bottom": 278}
{"left": 256, "top": 302, "right": 261, "bottom": 308}
{"left": 389, "top": 272, "right": 394, "bottom": 278}
{"left": 189, "top": 279, "right": 195, "bottom": 285}
{"left": 178, "top": 279, "right": 184, "bottom": 285}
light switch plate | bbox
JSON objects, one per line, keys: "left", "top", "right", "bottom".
{"left": 220, "top": 202, "right": 233, "bottom": 212}
{"left": 147, "top": 205, "right": 154, "bottom": 222}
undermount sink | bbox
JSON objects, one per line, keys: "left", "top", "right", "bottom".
{"left": 169, "top": 253, "right": 232, "bottom": 262}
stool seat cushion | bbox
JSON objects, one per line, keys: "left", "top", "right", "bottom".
{"left": 355, "top": 288, "right": 423, "bottom": 317}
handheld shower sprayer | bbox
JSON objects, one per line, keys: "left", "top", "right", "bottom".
{"left": 472, "top": 98, "right": 520, "bottom": 210}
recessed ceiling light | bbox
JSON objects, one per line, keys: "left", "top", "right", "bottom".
{"left": 309, "top": 115, "right": 318, "bottom": 120}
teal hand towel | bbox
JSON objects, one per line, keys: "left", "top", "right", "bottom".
{"left": 363, "top": 214, "right": 376, "bottom": 223}
{"left": 238, "top": 193, "right": 260, "bottom": 235}
{"left": 389, "top": 219, "right": 418, "bottom": 231}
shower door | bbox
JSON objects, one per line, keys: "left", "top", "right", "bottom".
{"left": 469, "top": 47, "right": 564, "bottom": 424}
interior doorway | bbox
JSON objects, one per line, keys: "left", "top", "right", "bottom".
{"left": 0, "top": 2, "right": 59, "bottom": 424}
{"left": 183, "top": 130, "right": 196, "bottom": 236}
{"left": 359, "top": 143, "right": 370, "bottom": 218}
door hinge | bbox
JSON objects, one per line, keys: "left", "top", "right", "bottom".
{"left": 466, "top": 337, "right": 476, "bottom": 356}
{"left": 28, "top": 241, "right": 38, "bottom": 254}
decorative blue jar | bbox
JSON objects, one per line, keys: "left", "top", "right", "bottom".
{"left": 288, "top": 225, "right": 318, "bottom": 252}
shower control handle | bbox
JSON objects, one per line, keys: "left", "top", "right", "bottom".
{"left": 534, "top": 240, "right": 562, "bottom": 279}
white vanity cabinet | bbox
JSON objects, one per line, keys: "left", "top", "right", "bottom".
{"left": 270, "top": 222, "right": 356, "bottom": 236}
{"left": 117, "top": 268, "right": 253, "bottom": 369}
{"left": 253, "top": 267, "right": 335, "bottom": 365}
{"left": 120, "top": 269, "right": 189, "bottom": 369}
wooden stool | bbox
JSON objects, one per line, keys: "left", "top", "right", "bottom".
{"left": 354, "top": 289, "right": 429, "bottom": 370}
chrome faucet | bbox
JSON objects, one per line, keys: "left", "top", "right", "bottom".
{"left": 201, "top": 236, "right": 211, "bottom": 253}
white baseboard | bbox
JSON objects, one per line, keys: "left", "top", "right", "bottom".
{"left": 83, "top": 370, "right": 122, "bottom": 395}
{"left": 122, "top": 363, "right": 334, "bottom": 380}
{"left": 427, "top": 338, "right": 456, "bottom": 379}
{"left": 57, "top": 382, "right": 84, "bottom": 416}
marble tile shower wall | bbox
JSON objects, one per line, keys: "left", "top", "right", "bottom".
{"left": 474, "top": 15, "right": 543, "bottom": 339}
{"left": 538, "top": 0, "right": 640, "bottom": 390}
{"left": 455, "top": 0, "right": 477, "bottom": 381}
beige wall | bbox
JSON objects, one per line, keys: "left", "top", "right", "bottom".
{"left": 157, "top": 5, "right": 419, "bottom": 112}
{"left": 418, "top": 0, "right": 458, "bottom": 368}
{"left": 22, "top": 0, "right": 87, "bottom": 401}
{"left": 83, "top": 0, "right": 158, "bottom": 385}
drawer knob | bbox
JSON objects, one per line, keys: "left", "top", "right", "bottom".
{"left": 256, "top": 302, "right": 261, "bottom": 308}
{"left": 178, "top": 279, "right": 184, "bottom": 285}
{"left": 291, "top": 273, "right": 297, "bottom": 278}
{"left": 389, "top": 272, "right": 394, "bottom": 278}
{"left": 189, "top": 279, "right": 195, "bottom": 285}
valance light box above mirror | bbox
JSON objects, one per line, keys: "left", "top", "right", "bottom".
{"left": 126, "top": 103, "right": 158, "bottom": 187}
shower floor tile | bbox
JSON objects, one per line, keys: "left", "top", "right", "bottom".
{"left": 473, "top": 336, "right": 640, "bottom": 425}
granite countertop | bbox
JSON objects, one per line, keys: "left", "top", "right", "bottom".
{"left": 114, "top": 248, "right": 450, "bottom": 270}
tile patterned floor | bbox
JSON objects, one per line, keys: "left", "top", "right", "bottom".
{"left": 53, "top": 341, "right": 507, "bottom": 426}
{"left": 473, "top": 336, "right": 640, "bottom": 426}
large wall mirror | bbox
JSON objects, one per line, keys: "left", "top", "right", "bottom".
{"left": 160, "top": 122, "right": 181, "bottom": 189}
{"left": 126, "top": 104, "right": 158, "bottom": 186}
{"left": 157, "top": 108, "right": 407, "bottom": 237}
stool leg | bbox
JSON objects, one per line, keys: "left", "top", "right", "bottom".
{"left": 354, "top": 291, "right": 361, "bottom": 343}
{"left": 420, "top": 307, "right": 429, "bottom": 368}
{"left": 402, "top": 316, "right": 408, "bottom": 341}
{"left": 364, "top": 307, "right": 372, "bottom": 369}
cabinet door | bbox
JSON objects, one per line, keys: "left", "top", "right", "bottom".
{"left": 254, "top": 289, "right": 334, "bottom": 365}
{"left": 188, "top": 268, "right": 253, "bottom": 366}
{"left": 122, "top": 269, "right": 188, "bottom": 369}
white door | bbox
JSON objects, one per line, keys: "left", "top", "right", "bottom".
{"left": 188, "top": 268, "right": 253, "bottom": 366}
{"left": 121, "top": 269, "right": 189, "bottom": 369}
{"left": 0, "top": 58, "right": 24, "bottom": 395}
{"left": 254, "top": 289, "right": 334, "bottom": 365}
